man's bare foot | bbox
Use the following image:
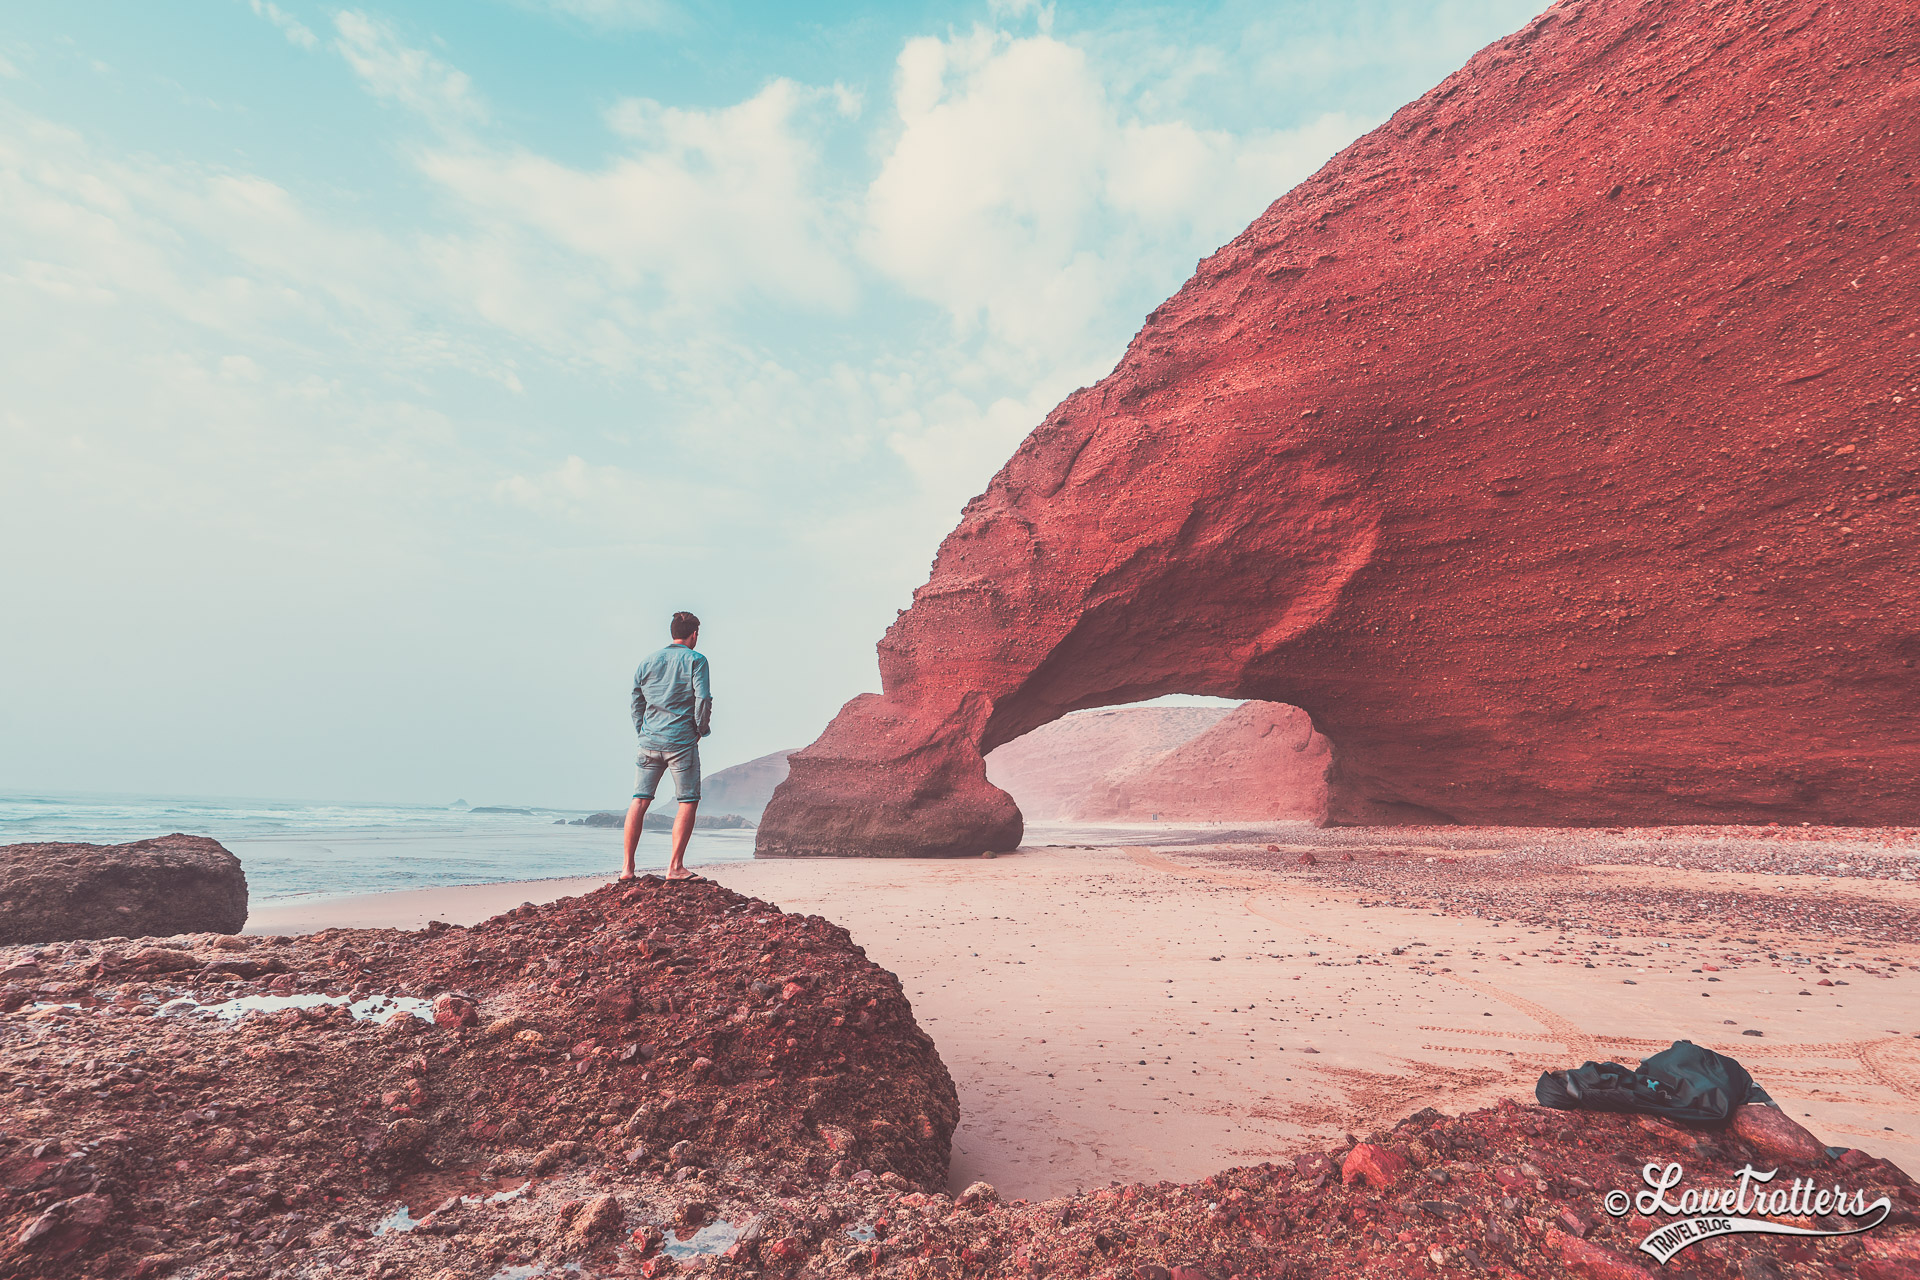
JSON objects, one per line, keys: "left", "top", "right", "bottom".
{"left": 614, "top": 873, "right": 638, "bottom": 883}
{"left": 666, "top": 870, "right": 706, "bottom": 882}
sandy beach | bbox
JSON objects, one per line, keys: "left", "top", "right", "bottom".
{"left": 245, "top": 822, "right": 1920, "bottom": 1200}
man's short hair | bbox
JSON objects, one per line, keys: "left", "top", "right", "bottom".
{"left": 670, "top": 611, "right": 701, "bottom": 640}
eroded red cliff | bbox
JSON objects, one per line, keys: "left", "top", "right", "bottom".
{"left": 759, "top": 0, "right": 1920, "bottom": 858}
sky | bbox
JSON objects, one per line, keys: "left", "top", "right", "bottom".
{"left": 0, "top": 0, "right": 1550, "bottom": 810}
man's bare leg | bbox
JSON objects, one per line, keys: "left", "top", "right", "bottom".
{"left": 666, "top": 800, "right": 699, "bottom": 879}
{"left": 620, "top": 796, "right": 651, "bottom": 880}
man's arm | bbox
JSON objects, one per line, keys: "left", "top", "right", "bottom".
{"left": 694, "top": 653, "right": 712, "bottom": 739}
{"left": 632, "top": 685, "right": 649, "bottom": 737}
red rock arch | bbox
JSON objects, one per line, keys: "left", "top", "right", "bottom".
{"left": 757, "top": 0, "right": 1920, "bottom": 857}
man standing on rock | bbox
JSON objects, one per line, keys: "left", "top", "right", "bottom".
{"left": 621, "top": 611, "right": 712, "bottom": 883}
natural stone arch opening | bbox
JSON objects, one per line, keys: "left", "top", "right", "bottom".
{"left": 752, "top": 0, "right": 1920, "bottom": 856}
{"left": 982, "top": 699, "right": 1331, "bottom": 826}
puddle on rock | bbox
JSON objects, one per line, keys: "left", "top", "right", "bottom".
{"left": 486, "top": 1266, "right": 582, "bottom": 1280}
{"left": 375, "top": 1170, "right": 532, "bottom": 1233}
{"left": 848, "top": 1223, "right": 877, "bottom": 1242}
{"left": 18, "top": 994, "right": 107, "bottom": 1015}
{"left": 395, "top": 1169, "right": 533, "bottom": 1217}
{"left": 156, "top": 993, "right": 433, "bottom": 1023}
{"left": 664, "top": 1220, "right": 742, "bottom": 1260}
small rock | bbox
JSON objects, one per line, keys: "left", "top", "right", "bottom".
{"left": 531, "top": 1141, "right": 581, "bottom": 1174}
{"left": 1342, "top": 1143, "right": 1410, "bottom": 1189}
{"left": 764, "top": 1237, "right": 807, "bottom": 1264}
{"left": 561, "top": 1194, "right": 624, "bottom": 1250}
{"left": 384, "top": 1118, "right": 429, "bottom": 1154}
{"left": 1540, "top": 1226, "right": 1658, "bottom": 1280}
{"left": 1729, "top": 1105, "right": 1824, "bottom": 1161}
{"left": 958, "top": 1179, "right": 999, "bottom": 1207}
{"left": 817, "top": 1123, "right": 858, "bottom": 1155}
{"left": 1293, "top": 1151, "right": 1333, "bottom": 1181}
{"left": 431, "top": 993, "right": 477, "bottom": 1028}
{"left": 1557, "top": 1207, "right": 1597, "bottom": 1238}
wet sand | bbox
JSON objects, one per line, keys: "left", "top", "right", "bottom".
{"left": 247, "top": 822, "right": 1920, "bottom": 1199}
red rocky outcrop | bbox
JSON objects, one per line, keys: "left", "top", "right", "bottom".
{"left": 0, "top": 836, "right": 246, "bottom": 945}
{"left": 0, "top": 880, "right": 956, "bottom": 1279}
{"left": 5, "top": 923, "right": 1916, "bottom": 1280}
{"left": 758, "top": 0, "right": 1920, "bottom": 858}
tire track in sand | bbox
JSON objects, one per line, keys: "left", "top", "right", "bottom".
{"left": 1121, "top": 844, "right": 1919, "bottom": 1132}
{"left": 1121, "top": 845, "right": 1594, "bottom": 1061}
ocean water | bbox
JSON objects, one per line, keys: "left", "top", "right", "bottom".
{"left": 0, "top": 791, "right": 757, "bottom": 904}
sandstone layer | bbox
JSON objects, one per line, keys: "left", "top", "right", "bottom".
{"left": 983, "top": 705, "right": 1231, "bottom": 820}
{"left": 758, "top": 0, "right": 1920, "bottom": 859}
{"left": 0, "top": 837, "right": 247, "bottom": 945}
{"left": 1072, "top": 701, "right": 1329, "bottom": 822}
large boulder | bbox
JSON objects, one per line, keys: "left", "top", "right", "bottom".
{"left": 0, "top": 835, "right": 247, "bottom": 943}
{"left": 760, "top": 0, "right": 1920, "bottom": 857}
{"left": 0, "top": 879, "right": 959, "bottom": 1277}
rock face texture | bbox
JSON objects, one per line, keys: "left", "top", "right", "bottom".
{"left": 0, "top": 836, "right": 247, "bottom": 944}
{"left": 0, "top": 880, "right": 957, "bottom": 1277}
{"left": 701, "top": 749, "right": 796, "bottom": 819}
{"left": 1075, "top": 702, "right": 1330, "bottom": 822}
{"left": 759, "top": 0, "right": 1920, "bottom": 857}
{"left": 984, "top": 705, "right": 1232, "bottom": 819}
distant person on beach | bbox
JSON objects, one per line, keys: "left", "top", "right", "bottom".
{"left": 622, "top": 611, "right": 711, "bottom": 883}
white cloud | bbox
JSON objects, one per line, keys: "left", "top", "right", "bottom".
{"left": 866, "top": 31, "right": 1109, "bottom": 353}
{"left": 864, "top": 26, "right": 1357, "bottom": 371}
{"left": 510, "top": 0, "right": 675, "bottom": 31}
{"left": 249, "top": 0, "right": 319, "bottom": 50}
{"left": 0, "top": 104, "right": 528, "bottom": 387}
{"left": 0, "top": 52, "right": 20, "bottom": 79}
{"left": 333, "top": 11, "right": 486, "bottom": 126}
{"left": 418, "top": 79, "right": 854, "bottom": 311}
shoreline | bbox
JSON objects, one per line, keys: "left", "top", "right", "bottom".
{"left": 238, "top": 824, "right": 1920, "bottom": 1198}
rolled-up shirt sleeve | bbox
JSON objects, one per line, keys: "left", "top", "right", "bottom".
{"left": 693, "top": 653, "right": 712, "bottom": 737}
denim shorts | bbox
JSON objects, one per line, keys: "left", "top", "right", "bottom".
{"left": 634, "top": 745, "right": 701, "bottom": 803}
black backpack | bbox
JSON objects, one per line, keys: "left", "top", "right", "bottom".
{"left": 1535, "top": 1039, "right": 1772, "bottom": 1125}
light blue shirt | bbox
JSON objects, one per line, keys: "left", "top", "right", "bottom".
{"left": 632, "top": 643, "right": 711, "bottom": 751}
